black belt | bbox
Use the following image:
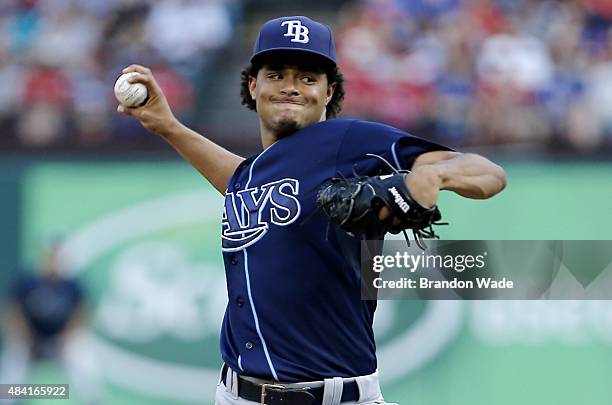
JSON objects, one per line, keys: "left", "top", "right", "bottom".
{"left": 221, "top": 364, "right": 360, "bottom": 404}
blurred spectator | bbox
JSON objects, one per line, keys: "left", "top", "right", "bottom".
{"left": 0, "top": 240, "right": 101, "bottom": 404}
{"left": 473, "top": 12, "right": 553, "bottom": 143}
{"left": 5, "top": 0, "right": 41, "bottom": 56}
{"left": 16, "top": 62, "right": 73, "bottom": 147}
{"left": 31, "top": 3, "right": 101, "bottom": 68}
{"left": 146, "top": 0, "right": 232, "bottom": 78}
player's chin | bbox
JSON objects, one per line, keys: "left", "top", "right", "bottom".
{"left": 270, "top": 110, "right": 305, "bottom": 135}
{"left": 272, "top": 117, "right": 302, "bottom": 138}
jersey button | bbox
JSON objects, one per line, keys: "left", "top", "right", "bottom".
{"left": 245, "top": 342, "right": 254, "bottom": 350}
{"left": 230, "top": 255, "right": 238, "bottom": 265}
{"left": 236, "top": 297, "right": 244, "bottom": 307}
{"left": 234, "top": 182, "right": 241, "bottom": 190}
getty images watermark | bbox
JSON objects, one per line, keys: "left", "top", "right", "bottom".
{"left": 371, "top": 250, "right": 514, "bottom": 290}
{"left": 360, "top": 240, "right": 612, "bottom": 300}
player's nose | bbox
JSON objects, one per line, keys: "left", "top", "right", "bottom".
{"left": 279, "top": 76, "right": 300, "bottom": 96}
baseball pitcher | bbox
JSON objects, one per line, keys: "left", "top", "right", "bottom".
{"left": 118, "top": 16, "right": 506, "bottom": 405}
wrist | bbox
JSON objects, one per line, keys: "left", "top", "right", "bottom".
{"left": 156, "top": 116, "right": 182, "bottom": 139}
{"left": 404, "top": 167, "right": 441, "bottom": 208}
{"left": 412, "top": 164, "right": 443, "bottom": 190}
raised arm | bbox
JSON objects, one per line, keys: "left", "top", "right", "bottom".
{"left": 117, "top": 65, "right": 244, "bottom": 195}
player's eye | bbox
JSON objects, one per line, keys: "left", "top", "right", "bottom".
{"left": 301, "top": 76, "right": 316, "bottom": 84}
{"left": 268, "top": 73, "right": 282, "bottom": 80}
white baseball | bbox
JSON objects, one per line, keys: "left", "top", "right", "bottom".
{"left": 114, "top": 72, "right": 148, "bottom": 107}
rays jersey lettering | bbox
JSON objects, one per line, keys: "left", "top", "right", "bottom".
{"left": 222, "top": 178, "right": 301, "bottom": 252}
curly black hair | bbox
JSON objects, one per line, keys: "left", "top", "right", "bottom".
{"left": 240, "top": 53, "right": 345, "bottom": 119}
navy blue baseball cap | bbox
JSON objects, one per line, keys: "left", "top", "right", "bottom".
{"left": 251, "top": 16, "right": 337, "bottom": 66}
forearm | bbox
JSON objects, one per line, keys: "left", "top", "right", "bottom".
{"left": 406, "top": 151, "right": 506, "bottom": 207}
{"left": 159, "top": 121, "right": 244, "bottom": 195}
{"left": 116, "top": 65, "right": 244, "bottom": 194}
{"left": 428, "top": 153, "right": 506, "bottom": 199}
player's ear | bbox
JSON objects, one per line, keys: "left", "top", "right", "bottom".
{"left": 326, "top": 82, "right": 337, "bottom": 106}
{"left": 248, "top": 75, "right": 257, "bottom": 100}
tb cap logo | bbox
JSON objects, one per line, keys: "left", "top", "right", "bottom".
{"left": 281, "top": 20, "right": 309, "bottom": 43}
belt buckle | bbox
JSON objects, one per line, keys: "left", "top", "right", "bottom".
{"left": 260, "top": 383, "right": 286, "bottom": 404}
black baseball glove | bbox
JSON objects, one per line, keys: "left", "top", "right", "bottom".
{"left": 316, "top": 169, "right": 445, "bottom": 248}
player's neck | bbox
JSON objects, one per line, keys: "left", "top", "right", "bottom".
{"left": 259, "top": 125, "right": 292, "bottom": 149}
{"left": 259, "top": 117, "right": 327, "bottom": 149}
{"left": 260, "top": 129, "right": 277, "bottom": 150}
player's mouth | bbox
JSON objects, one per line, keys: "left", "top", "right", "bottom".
{"left": 271, "top": 98, "right": 305, "bottom": 106}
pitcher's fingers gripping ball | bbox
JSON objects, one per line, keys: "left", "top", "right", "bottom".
{"left": 316, "top": 169, "right": 444, "bottom": 246}
{"left": 114, "top": 72, "right": 148, "bottom": 107}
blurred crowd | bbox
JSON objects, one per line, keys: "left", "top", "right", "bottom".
{"left": 0, "top": 0, "right": 238, "bottom": 149}
{"left": 337, "top": 0, "right": 612, "bottom": 151}
{"left": 2, "top": 0, "right": 612, "bottom": 152}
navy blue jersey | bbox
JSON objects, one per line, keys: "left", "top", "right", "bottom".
{"left": 220, "top": 119, "right": 450, "bottom": 382}
{"left": 11, "top": 273, "right": 83, "bottom": 341}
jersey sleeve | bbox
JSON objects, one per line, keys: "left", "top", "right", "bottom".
{"left": 336, "top": 120, "right": 453, "bottom": 175}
